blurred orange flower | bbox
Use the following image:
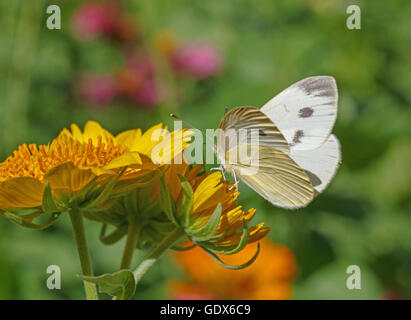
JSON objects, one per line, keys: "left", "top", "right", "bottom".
{"left": 170, "top": 239, "right": 297, "bottom": 300}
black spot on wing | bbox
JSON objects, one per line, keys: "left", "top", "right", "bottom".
{"left": 292, "top": 130, "right": 304, "bottom": 145}
{"left": 298, "top": 77, "right": 336, "bottom": 97}
{"left": 299, "top": 107, "right": 314, "bottom": 118}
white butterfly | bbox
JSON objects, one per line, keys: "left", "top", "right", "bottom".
{"left": 216, "top": 76, "right": 341, "bottom": 209}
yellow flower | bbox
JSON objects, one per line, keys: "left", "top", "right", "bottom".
{"left": 159, "top": 165, "right": 270, "bottom": 264}
{"left": 0, "top": 120, "right": 191, "bottom": 211}
{"left": 189, "top": 171, "right": 269, "bottom": 250}
{"left": 170, "top": 239, "right": 296, "bottom": 300}
{"left": 0, "top": 136, "right": 131, "bottom": 210}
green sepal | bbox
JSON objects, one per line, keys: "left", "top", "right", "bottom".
{"left": 187, "top": 203, "right": 222, "bottom": 241}
{"left": 82, "top": 168, "right": 125, "bottom": 209}
{"left": 171, "top": 242, "right": 197, "bottom": 251}
{"left": 83, "top": 206, "right": 125, "bottom": 225}
{"left": 78, "top": 270, "right": 136, "bottom": 300}
{"left": 1, "top": 210, "right": 60, "bottom": 230}
{"left": 99, "top": 224, "right": 128, "bottom": 245}
{"left": 176, "top": 174, "right": 194, "bottom": 228}
{"left": 137, "top": 221, "right": 176, "bottom": 250}
{"left": 42, "top": 183, "right": 61, "bottom": 213}
{"left": 200, "top": 242, "right": 261, "bottom": 270}
{"left": 73, "top": 176, "right": 98, "bottom": 205}
{"left": 110, "top": 168, "right": 164, "bottom": 199}
{"left": 159, "top": 176, "right": 177, "bottom": 225}
{"left": 137, "top": 187, "right": 161, "bottom": 219}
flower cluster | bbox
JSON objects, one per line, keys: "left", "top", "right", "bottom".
{"left": 70, "top": 2, "right": 137, "bottom": 42}
{"left": 0, "top": 120, "right": 269, "bottom": 299}
{"left": 0, "top": 121, "right": 173, "bottom": 227}
{"left": 71, "top": 2, "right": 224, "bottom": 109}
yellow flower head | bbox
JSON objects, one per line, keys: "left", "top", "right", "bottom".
{"left": 160, "top": 167, "right": 270, "bottom": 267}
{"left": 0, "top": 120, "right": 192, "bottom": 213}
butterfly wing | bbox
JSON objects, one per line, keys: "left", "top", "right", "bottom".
{"left": 226, "top": 144, "right": 314, "bottom": 209}
{"left": 290, "top": 134, "right": 341, "bottom": 193}
{"left": 217, "top": 106, "right": 289, "bottom": 162}
{"left": 261, "top": 76, "right": 338, "bottom": 151}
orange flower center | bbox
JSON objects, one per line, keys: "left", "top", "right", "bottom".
{"left": 0, "top": 135, "right": 127, "bottom": 181}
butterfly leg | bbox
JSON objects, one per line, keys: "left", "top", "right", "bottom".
{"left": 210, "top": 165, "right": 226, "bottom": 180}
{"left": 229, "top": 169, "right": 239, "bottom": 194}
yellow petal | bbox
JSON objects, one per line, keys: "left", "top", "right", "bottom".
{"left": 152, "top": 129, "right": 194, "bottom": 164}
{"left": 104, "top": 152, "right": 142, "bottom": 170}
{"left": 247, "top": 223, "right": 270, "bottom": 243}
{"left": 215, "top": 223, "right": 270, "bottom": 248}
{"left": 58, "top": 128, "right": 74, "bottom": 140}
{"left": 192, "top": 172, "right": 222, "bottom": 212}
{"left": 44, "top": 162, "right": 96, "bottom": 192}
{"left": 216, "top": 206, "right": 248, "bottom": 233}
{"left": 83, "top": 120, "right": 114, "bottom": 145}
{"left": 138, "top": 123, "right": 168, "bottom": 156}
{"left": 192, "top": 172, "right": 236, "bottom": 215}
{"left": 115, "top": 129, "right": 143, "bottom": 151}
{"left": 0, "top": 177, "right": 45, "bottom": 209}
{"left": 70, "top": 124, "right": 84, "bottom": 142}
{"left": 59, "top": 122, "right": 115, "bottom": 146}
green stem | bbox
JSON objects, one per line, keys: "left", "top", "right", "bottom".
{"left": 120, "top": 220, "right": 141, "bottom": 270}
{"left": 68, "top": 208, "right": 99, "bottom": 300}
{"left": 133, "top": 227, "right": 184, "bottom": 284}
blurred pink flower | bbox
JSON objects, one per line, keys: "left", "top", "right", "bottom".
{"left": 77, "top": 74, "right": 118, "bottom": 105}
{"left": 128, "top": 77, "right": 161, "bottom": 107}
{"left": 71, "top": 2, "right": 136, "bottom": 41}
{"left": 116, "top": 53, "right": 161, "bottom": 108}
{"left": 171, "top": 44, "right": 223, "bottom": 79}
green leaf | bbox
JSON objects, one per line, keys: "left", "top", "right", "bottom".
{"left": 1, "top": 210, "right": 60, "bottom": 230}
{"left": 200, "top": 242, "right": 261, "bottom": 270}
{"left": 177, "top": 174, "right": 194, "bottom": 228}
{"left": 79, "top": 270, "right": 136, "bottom": 300}
{"left": 159, "top": 176, "right": 177, "bottom": 225}
{"left": 187, "top": 203, "right": 222, "bottom": 241}
{"left": 42, "top": 182, "right": 61, "bottom": 213}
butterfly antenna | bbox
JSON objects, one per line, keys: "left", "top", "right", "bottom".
{"left": 218, "top": 107, "right": 229, "bottom": 123}
{"left": 170, "top": 113, "right": 201, "bottom": 132}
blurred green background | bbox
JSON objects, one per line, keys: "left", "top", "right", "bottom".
{"left": 0, "top": 0, "right": 410, "bottom": 299}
